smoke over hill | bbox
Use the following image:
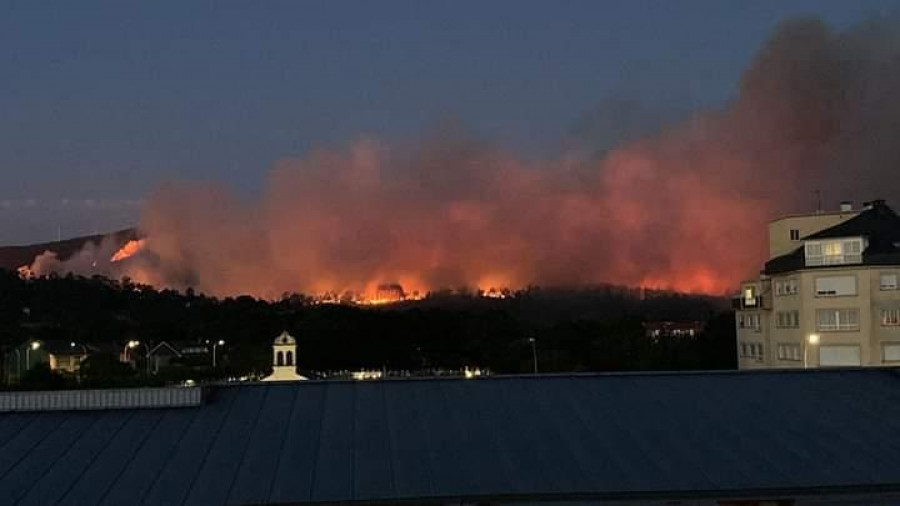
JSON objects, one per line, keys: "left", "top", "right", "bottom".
{"left": 17, "top": 17, "right": 900, "bottom": 299}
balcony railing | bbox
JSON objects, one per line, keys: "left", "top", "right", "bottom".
{"left": 732, "top": 295, "right": 768, "bottom": 310}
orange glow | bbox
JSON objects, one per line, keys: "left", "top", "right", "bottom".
{"left": 110, "top": 239, "right": 147, "bottom": 263}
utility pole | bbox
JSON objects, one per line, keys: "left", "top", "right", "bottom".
{"left": 528, "top": 337, "right": 538, "bottom": 374}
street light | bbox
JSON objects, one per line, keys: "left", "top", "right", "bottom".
{"left": 25, "top": 340, "right": 41, "bottom": 370}
{"left": 805, "top": 334, "right": 820, "bottom": 369}
{"left": 125, "top": 340, "right": 151, "bottom": 375}
{"left": 528, "top": 337, "right": 538, "bottom": 374}
{"left": 207, "top": 339, "right": 226, "bottom": 369}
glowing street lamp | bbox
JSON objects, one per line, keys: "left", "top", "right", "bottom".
{"left": 124, "top": 340, "right": 150, "bottom": 375}
{"left": 805, "top": 334, "right": 820, "bottom": 369}
{"left": 25, "top": 340, "right": 41, "bottom": 370}
{"left": 207, "top": 339, "right": 226, "bottom": 369}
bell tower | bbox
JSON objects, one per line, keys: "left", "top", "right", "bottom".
{"left": 263, "top": 331, "right": 307, "bottom": 381}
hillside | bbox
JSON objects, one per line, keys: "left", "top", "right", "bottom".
{"left": 0, "top": 229, "right": 137, "bottom": 271}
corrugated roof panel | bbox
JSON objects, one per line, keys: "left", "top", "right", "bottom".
{"left": 0, "top": 413, "right": 96, "bottom": 503}
{"left": 267, "top": 382, "right": 327, "bottom": 504}
{"left": 4, "top": 369, "right": 900, "bottom": 504}
{"left": 57, "top": 411, "right": 165, "bottom": 506}
{"left": 411, "top": 379, "right": 485, "bottom": 498}
{"left": 18, "top": 411, "right": 131, "bottom": 506}
{"left": 352, "top": 383, "right": 396, "bottom": 501}
{"left": 136, "top": 388, "right": 239, "bottom": 506}
{"left": 0, "top": 414, "right": 65, "bottom": 478}
{"left": 441, "top": 381, "right": 534, "bottom": 495}
{"left": 225, "top": 384, "right": 299, "bottom": 506}
{"left": 310, "top": 382, "right": 357, "bottom": 502}
{"left": 183, "top": 385, "right": 268, "bottom": 506}
{"left": 382, "top": 379, "right": 435, "bottom": 499}
{"left": 99, "top": 408, "right": 200, "bottom": 506}
{"left": 495, "top": 379, "right": 588, "bottom": 494}
{"left": 0, "top": 412, "right": 34, "bottom": 448}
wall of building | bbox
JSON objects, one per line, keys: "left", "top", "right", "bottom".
{"left": 739, "top": 266, "right": 900, "bottom": 369}
{"left": 767, "top": 211, "right": 858, "bottom": 259}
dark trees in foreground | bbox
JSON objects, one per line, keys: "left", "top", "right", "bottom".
{"left": 0, "top": 270, "right": 736, "bottom": 389}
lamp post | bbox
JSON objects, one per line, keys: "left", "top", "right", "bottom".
{"left": 805, "top": 334, "right": 820, "bottom": 369}
{"left": 208, "top": 340, "right": 225, "bottom": 369}
{"left": 528, "top": 337, "right": 538, "bottom": 374}
{"left": 125, "top": 340, "right": 151, "bottom": 375}
{"left": 25, "top": 340, "right": 41, "bottom": 371}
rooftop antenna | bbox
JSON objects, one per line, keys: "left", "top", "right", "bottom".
{"left": 56, "top": 225, "right": 61, "bottom": 242}
{"left": 813, "top": 190, "right": 822, "bottom": 214}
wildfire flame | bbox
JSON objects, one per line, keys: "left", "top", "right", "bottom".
{"left": 110, "top": 239, "right": 147, "bottom": 263}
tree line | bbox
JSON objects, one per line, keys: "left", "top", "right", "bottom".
{"left": 0, "top": 269, "right": 736, "bottom": 389}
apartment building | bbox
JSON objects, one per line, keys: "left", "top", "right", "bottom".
{"left": 736, "top": 199, "right": 900, "bottom": 369}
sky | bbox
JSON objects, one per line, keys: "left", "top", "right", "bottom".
{"left": 2, "top": 0, "right": 899, "bottom": 245}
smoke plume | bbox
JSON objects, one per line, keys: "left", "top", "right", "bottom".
{"left": 27, "top": 17, "right": 900, "bottom": 298}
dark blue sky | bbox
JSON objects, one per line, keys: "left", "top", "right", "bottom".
{"left": 2, "top": 0, "right": 898, "bottom": 244}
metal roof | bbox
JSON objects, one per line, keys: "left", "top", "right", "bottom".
{"left": 3, "top": 369, "right": 900, "bottom": 504}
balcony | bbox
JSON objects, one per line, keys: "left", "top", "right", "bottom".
{"left": 732, "top": 294, "right": 770, "bottom": 310}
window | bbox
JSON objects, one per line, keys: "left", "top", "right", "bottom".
{"left": 286, "top": 350, "right": 294, "bottom": 366}
{"left": 775, "top": 278, "right": 798, "bottom": 296}
{"left": 743, "top": 285, "right": 758, "bottom": 307}
{"left": 881, "top": 273, "right": 899, "bottom": 291}
{"left": 883, "top": 343, "right": 900, "bottom": 362}
{"left": 883, "top": 308, "right": 900, "bottom": 326}
{"left": 819, "top": 345, "right": 861, "bottom": 366}
{"left": 740, "top": 342, "right": 764, "bottom": 361}
{"left": 816, "top": 308, "right": 860, "bottom": 332}
{"left": 805, "top": 238, "right": 865, "bottom": 266}
{"left": 739, "top": 313, "right": 760, "bottom": 331}
{"left": 790, "top": 229, "right": 800, "bottom": 241}
{"left": 276, "top": 351, "right": 284, "bottom": 366}
{"left": 814, "top": 275, "right": 857, "bottom": 297}
{"left": 777, "top": 343, "right": 802, "bottom": 361}
{"left": 776, "top": 310, "right": 800, "bottom": 328}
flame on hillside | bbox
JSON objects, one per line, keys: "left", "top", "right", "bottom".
{"left": 110, "top": 239, "right": 147, "bottom": 263}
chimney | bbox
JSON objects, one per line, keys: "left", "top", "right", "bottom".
{"left": 839, "top": 201, "right": 853, "bottom": 212}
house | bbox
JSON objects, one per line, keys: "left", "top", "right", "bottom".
{"left": 2, "top": 369, "right": 900, "bottom": 504}
{"left": 642, "top": 320, "right": 704, "bottom": 339}
{"left": 27, "top": 340, "right": 92, "bottom": 375}
{"left": 735, "top": 199, "right": 900, "bottom": 368}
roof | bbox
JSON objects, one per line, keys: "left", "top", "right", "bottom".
{"left": 148, "top": 341, "right": 182, "bottom": 358}
{"left": 3, "top": 369, "right": 900, "bottom": 504}
{"left": 766, "top": 200, "right": 900, "bottom": 274}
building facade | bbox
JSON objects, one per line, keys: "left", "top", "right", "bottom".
{"left": 736, "top": 200, "right": 900, "bottom": 369}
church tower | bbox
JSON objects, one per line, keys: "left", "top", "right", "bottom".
{"left": 263, "top": 331, "right": 307, "bottom": 381}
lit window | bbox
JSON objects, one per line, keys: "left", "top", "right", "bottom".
{"left": 743, "top": 285, "right": 758, "bottom": 306}
{"left": 805, "top": 238, "right": 865, "bottom": 266}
